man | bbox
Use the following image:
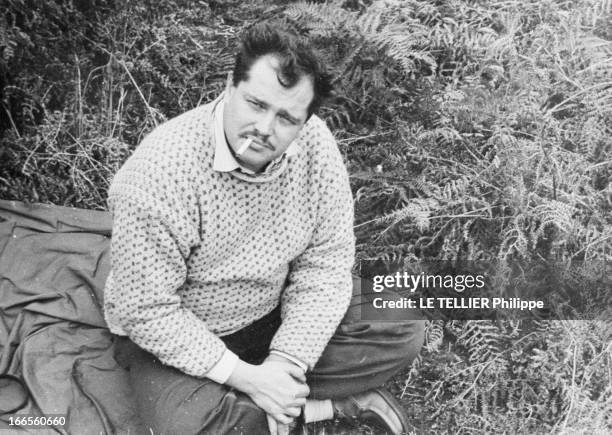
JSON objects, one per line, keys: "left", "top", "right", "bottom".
{"left": 104, "top": 22, "right": 423, "bottom": 434}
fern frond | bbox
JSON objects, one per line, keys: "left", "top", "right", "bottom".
{"left": 376, "top": 198, "right": 439, "bottom": 232}
{"left": 532, "top": 199, "right": 576, "bottom": 234}
{"left": 457, "top": 320, "right": 503, "bottom": 364}
{"left": 425, "top": 319, "right": 445, "bottom": 352}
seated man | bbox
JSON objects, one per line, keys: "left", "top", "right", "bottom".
{"left": 104, "top": 21, "right": 424, "bottom": 435}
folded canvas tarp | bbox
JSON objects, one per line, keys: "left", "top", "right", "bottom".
{"left": 0, "top": 200, "right": 143, "bottom": 434}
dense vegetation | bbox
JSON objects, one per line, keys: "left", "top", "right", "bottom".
{"left": 1, "top": 0, "right": 610, "bottom": 433}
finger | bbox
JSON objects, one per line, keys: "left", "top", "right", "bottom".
{"left": 295, "top": 384, "right": 310, "bottom": 398}
{"left": 274, "top": 413, "right": 294, "bottom": 425}
{"left": 277, "top": 422, "right": 290, "bottom": 435}
{"left": 286, "top": 365, "right": 307, "bottom": 383}
{"left": 290, "top": 396, "right": 307, "bottom": 407}
{"left": 284, "top": 406, "right": 302, "bottom": 418}
{"left": 267, "top": 414, "right": 278, "bottom": 435}
{"left": 279, "top": 391, "right": 306, "bottom": 408}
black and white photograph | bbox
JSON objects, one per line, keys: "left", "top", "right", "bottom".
{"left": 0, "top": 1, "right": 611, "bottom": 434}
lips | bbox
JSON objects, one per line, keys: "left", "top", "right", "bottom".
{"left": 244, "top": 135, "right": 274, "bottom": 151}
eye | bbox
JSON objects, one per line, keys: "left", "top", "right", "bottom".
{"left": 279, "top": 115, "right": 297, "bottom": 126}
{"left": 248, "top": 99, "right": 265, "bottom": 110}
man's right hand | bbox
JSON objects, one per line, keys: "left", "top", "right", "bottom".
{"left": 226, "top": 358, "right": 309, "bottom": 425}
{"left": 266, "top": 414, "right": 291, "bottom": 435}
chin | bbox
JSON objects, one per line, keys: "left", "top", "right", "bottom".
{"left": 237, "top": 155, "right": 266, "bottom": 172}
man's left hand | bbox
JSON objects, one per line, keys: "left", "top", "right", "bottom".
{"left": 264, "top": 353, "right": 305, "bottom": 370}
{"left": 225, "top": 353, "right": 307, "bottom": 427}
{"left": 264, "top": 353, "right": 306, "bottom": 434}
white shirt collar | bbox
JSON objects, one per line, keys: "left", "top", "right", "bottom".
{"left": 212, "top": 96, "right": 301, "bottom": 175}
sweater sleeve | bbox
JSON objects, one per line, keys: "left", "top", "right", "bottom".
{"left": 269, "top": 137, "right": 356, "bottom": 369}
{"left": 107, "top": 195, "right": 230, "bottom": 377}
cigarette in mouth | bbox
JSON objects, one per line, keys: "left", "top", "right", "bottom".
{"left": 236, "top": 137, "right": 253, "bottom": 156}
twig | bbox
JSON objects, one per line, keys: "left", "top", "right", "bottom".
{"left": 117, "top": 59, "right": 160, "bottom": 127}
{"left": 450, "top": 360, "right": 494, "bottom": 406}
{"left": 549, "top": 81, "right": 612, "bottom": 114}
{"left": 338, "top": 130, "right": 395, "bottom": 144}
{"left": 429, "top": 213, "right": 490, "bottom": 219}
{"left": 586, "top": 160, "right": 612, "bottom": 171}
{"left": 1, "top": 102, "right": 21, "bottom": 138}
{"left": 76, "top": 32, "right": 161, "bottom": 127}
{"left": 570, "top": 234, "right": 612, "bottom": 260}
{"left": 75, "top": 54, "right": 83, "bottom": 138}
{"left": 576, "top": 58, "right": 612, "bottom": 76}
{"left": 559, "top": 343, "right": 579, "bottom": 433}
{"left": 355, "top": 207, "right": 492, "bottom": 229}
{"left": 22, "top": 111, "right": 66, "bottom": 176}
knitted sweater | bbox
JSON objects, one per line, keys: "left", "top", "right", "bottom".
{"left": 103, "top": 98, "right": 355, "bottom": 378}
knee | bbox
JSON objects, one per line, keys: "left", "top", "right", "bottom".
{"left": 372, "top": 319, "right": 425, "bottom": 370}
{"left": 151, "top": 394, "right": 268, "bottom": 435}
{"left": 338, "top": 318, "right": 425, "bottom": 369}
{"left": 227, "top": 402, "right": 267, "bottom": 435}
{"left": 397, "top": 320, "right": 425, "bottom": 365}
{"left": 310, "top": 320, "right": 425, "bottom": 398}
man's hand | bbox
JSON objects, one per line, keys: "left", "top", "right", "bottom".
{"left": 266, "top": 414, "right": 291, "bottom": 435}
{"left": 226, "top": 357, "right": 309, "bottom": 425}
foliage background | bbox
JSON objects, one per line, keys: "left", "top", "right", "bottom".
{"left": 1, "top": 0, "right": 611, "bottom": 433}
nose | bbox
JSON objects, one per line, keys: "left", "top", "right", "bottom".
{"left": 254, "top": 111, "right": 275, "bottom": 137}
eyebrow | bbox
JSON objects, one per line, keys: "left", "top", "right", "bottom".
{"left": 245, "top": 93, "right": 303, "bottom": 124}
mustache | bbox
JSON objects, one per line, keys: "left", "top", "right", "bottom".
{"left": 240, "top": 133, "right": 273, "bottom": 150}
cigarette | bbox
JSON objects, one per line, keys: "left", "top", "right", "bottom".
{"left": 236, "top": 137, "right": 253, "bottom": 155}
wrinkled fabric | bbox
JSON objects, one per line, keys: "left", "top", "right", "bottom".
{"left": 0, "top": 200, "right": 143, "bottom": 434}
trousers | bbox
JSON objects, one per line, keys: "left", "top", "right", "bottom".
{"left": 113, "top": 277, "right": 424, "bottom": 434}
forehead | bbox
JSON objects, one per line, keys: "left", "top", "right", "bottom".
{"left": 237, "top": 54, "right": 314, "bottom": 119}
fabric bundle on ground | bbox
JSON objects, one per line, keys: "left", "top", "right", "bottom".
{"left": 0, "top": 200, "right": 142, "bottom": 434}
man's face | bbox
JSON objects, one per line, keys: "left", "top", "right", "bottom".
{"left": 223, "top": 54, "right": 314, "bottom": 172}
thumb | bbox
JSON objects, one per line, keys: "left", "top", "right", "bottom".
{"left": 278, "top": 421, "right": 290, "bottom": 435}
{"left": 267, "top": 414, "right": 278, "bottom": 435}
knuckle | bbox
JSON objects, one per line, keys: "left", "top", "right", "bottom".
{"left": 276, "top": 414, "right": 291, "bottom": 424}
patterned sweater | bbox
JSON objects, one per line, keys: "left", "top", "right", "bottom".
{"left": 103, "top": 98, "right": 355, "bottom": 378}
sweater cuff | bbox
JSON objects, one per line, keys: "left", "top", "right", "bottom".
{"left": 269, "top": 350, "right": 308, "bottom": 372}
{"left": 205, "top": 348, "right": 239, "bottom": 384}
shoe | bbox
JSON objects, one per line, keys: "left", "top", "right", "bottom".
{"left": 332, "top": 387, "right": 411, "bottom": 435}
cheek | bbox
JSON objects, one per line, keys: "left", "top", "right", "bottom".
{"left": 230, "top": 101, "right": 254, "bottom": 127}
{"left": 275, "top": 125, "right": 301, "bottom": 143}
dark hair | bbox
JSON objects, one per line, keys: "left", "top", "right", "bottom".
{"left": 233, "top": 22, "right": 333, "bottom": 118}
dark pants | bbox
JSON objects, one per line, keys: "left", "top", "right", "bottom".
{"left": 114, "top": 278, "right": 424, "bottom": 435}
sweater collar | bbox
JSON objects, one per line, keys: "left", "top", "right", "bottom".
{"left": 211, "top": 95, "right": 301, "bottom": 182}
